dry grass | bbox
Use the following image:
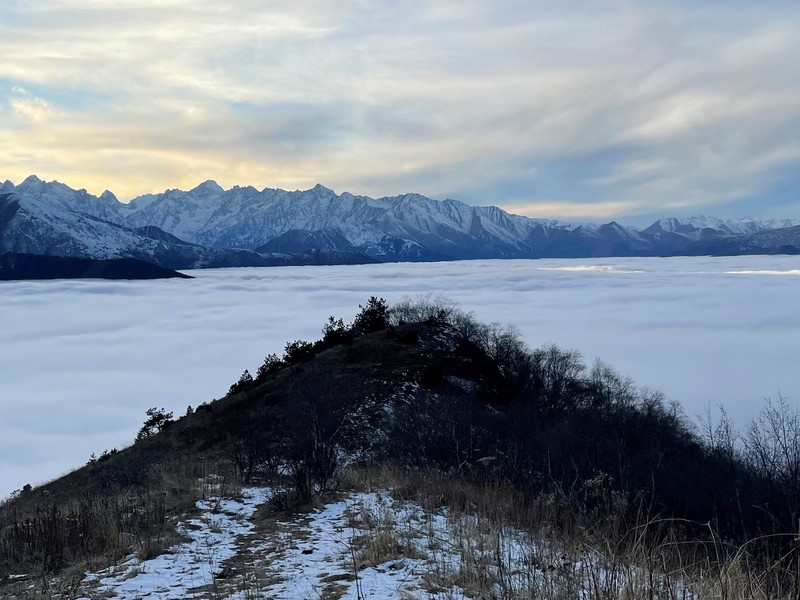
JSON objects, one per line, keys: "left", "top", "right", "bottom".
{"left": 2, "top": 462, "right": 798, "bottom": 599}
{"left": 344, "top": 498, "right": 425, "bottom": 570}
{"left": 0, "top": 456, "right": 239, "bottom": 596}
{"left": 342, "top": 465, "right": 800, "bottom": 600}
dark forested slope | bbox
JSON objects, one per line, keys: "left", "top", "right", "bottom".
{"left": 0, "top": 252, "right": 191, "bottom": 280}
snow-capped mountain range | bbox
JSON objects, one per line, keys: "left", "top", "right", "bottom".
{"left": 2, "top": 175, "right": 799, "bottom": 269}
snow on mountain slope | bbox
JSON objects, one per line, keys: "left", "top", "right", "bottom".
{"left": 128, "top": 185, "right": 359, "bottom": 248}
{"left": 683, "top": 215, "right": 800, "bottom": 236}
{"left": 644, "top": 218, "right": 702, "bottom": 236}
{"left": 0, "top": 191, "right": 338, "bottom": 270}
{"left": 120, "top": 183, "right": 566, "bottom": 259}
{"left": 0, "top": 191, "right": 163, "bottom": 258}
{"left": 122, "top": 180, "right": 230, "bottom": 245}
{"left": 4, "top": 175, "right": 799, "bottom": 263}
{"left": 12, "top": 175, "right": 125, "bottom": 224}
{"left": 118, "top": 180, "right": 799, "bottom": 260}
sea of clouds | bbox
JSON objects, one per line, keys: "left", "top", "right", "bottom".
{"left": 2, "top": 255, "right": 799, "bottom": 497}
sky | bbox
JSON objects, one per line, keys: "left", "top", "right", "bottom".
{"left": 0, "top": 1, "right": 798, "bottom": 224}
{"left": 1, "top": 255, "right": 799, "bottom": 498}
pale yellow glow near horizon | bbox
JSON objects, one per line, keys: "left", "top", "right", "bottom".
{"left": 500, "top": 200, "right": 645, "bottom": 221}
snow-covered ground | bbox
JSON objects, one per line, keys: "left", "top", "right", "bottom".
{"left": 79, "top": 487, "right": 269, "bottom": 599}
{"left": 1, "top": 255, "right": 799, "bottom": 497}
{"left": 60, "top": 485, "right": 693, "bottom": 600}
{"left": 71, "top": 488, "right": 469, "bottom": 599}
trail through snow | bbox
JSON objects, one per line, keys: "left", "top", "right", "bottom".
{"left": 79, "top": 488, "right": 268, "bottom": 599}
{"left": 76, "top": 488, "right": 469, "bottom": 599}
{"left": 72, "top": 486, "right": 694, "bottom": 599}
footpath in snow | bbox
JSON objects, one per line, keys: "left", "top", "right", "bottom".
{"left": 74, "top": 485, "right": 694, "bottom": 599}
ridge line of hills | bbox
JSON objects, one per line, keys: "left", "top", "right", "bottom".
{"left": 2, "top": 175, "right": 799, "bottom": 270}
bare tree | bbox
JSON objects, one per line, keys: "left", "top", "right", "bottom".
{"left": 744, "top": 395, "right": 800, "bottom": 523}
{"left": 287, "top": 362, "right": 350, "bottom": 494}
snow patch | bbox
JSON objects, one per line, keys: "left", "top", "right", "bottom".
{"left": 78, "top": 487, "right": 268, "bottom": 600}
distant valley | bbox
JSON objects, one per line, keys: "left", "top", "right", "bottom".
{"left": 1, "top": 175, "right": 799, "bottom": 271}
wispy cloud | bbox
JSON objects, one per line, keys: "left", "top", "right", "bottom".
{"left": 0, "top": 1, "right": 797, "bottom": 218}
{"left": 8, "top": 87, "right": 61, "bottom": 123}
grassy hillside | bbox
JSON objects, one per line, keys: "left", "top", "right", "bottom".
{"left": 2, "top": 296, "right": 799, "bottom": 598}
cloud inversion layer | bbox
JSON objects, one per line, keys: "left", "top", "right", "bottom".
{"left": 0, "top": 1, "right": 798, "bottom": 221}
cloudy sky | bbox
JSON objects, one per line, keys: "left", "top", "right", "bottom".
{"left": 0, "top": 1, "right": 798, "bottom": 223}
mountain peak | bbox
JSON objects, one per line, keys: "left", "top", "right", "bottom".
{"left": 100, "top": 190, "right": 119, "bottom": 203}
{"left": 309, "top": 183, "right": 334, "bottom": 194}
{"left": 21, "top": 174, "right": 44, "bottom": 187}
{"left": 191, "top": 180, "right": 224, "bottom": 194}
{"left": 644, "top": 218, "right": 694, "bottom": 234}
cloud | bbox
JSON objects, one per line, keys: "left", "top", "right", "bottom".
{"left": 2, "top": 256, "right": 800, "bottom": 498}
{"left": 9, "top": 89, "right": 60, "bottom": 123}
{"left": 0, "top": 1, "right": 797, "bottom": 217}
{"left": 500, "top": 199, "right": 644, "bottom": 220}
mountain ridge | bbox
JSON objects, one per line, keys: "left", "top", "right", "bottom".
{"left": 2, "top": 176, "right": 800, "bottom": 268}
